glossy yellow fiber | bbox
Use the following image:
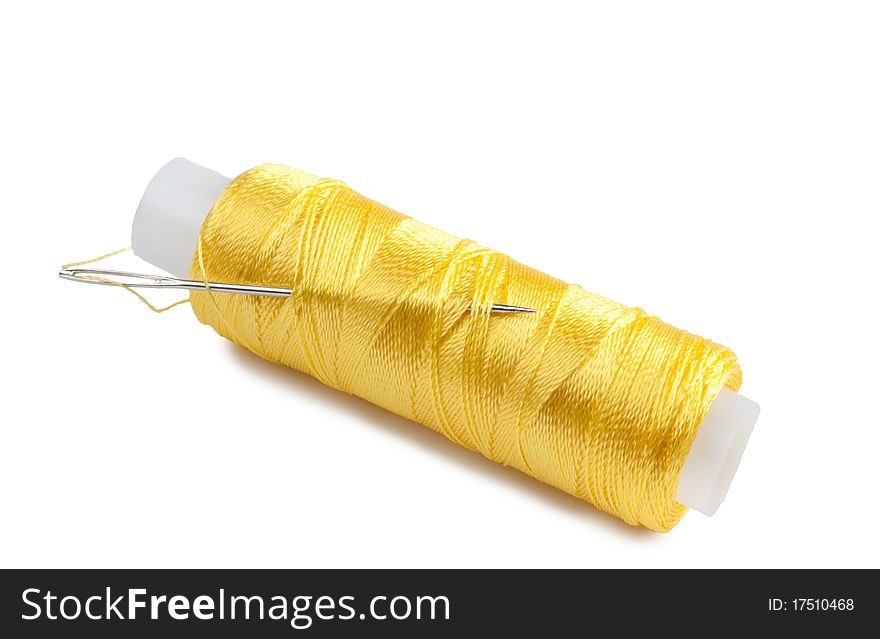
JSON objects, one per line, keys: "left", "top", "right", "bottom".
{"left": 189, "top": 164, "right": 742, "bottom": 531}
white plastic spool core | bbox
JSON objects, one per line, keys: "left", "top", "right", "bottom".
{"left": 131, "top": 158, "right": 760, "bottom": 517}
{"left": 132, "top": 159, "right": 231, "bottom": 279}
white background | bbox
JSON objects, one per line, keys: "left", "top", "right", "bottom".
{"left": 2, "top": 1, "right": 878, "bottom": 568}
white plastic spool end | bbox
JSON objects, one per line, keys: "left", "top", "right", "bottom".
{"left": 675, "top": 388, "right": 760, "bottom": 515}
{"left": 132, "top": 158, "right": 231, "bottom": 278}
{"left": 130, "top": 158, "right": 760, "bottom": 518}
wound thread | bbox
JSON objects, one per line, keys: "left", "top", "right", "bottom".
{"left": 189, "top": 163, "right": 741, "bottom": 532}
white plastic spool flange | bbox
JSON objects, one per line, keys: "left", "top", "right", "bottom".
{"left": 131, "top": 158, "right": 760, "bottom": 517}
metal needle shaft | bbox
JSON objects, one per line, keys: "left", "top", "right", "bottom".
{"left": 59, "top": 268, "right": 537, "bottom": 314}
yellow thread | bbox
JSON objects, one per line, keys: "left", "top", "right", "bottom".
{"left": 62, "top": 248, "right": 190, "bottom": 313}
{"left": 190, "top": 164, "right": 741, "bottom": 532}
{"left": 62, "top": 246, "right": 133, "bottom": 269}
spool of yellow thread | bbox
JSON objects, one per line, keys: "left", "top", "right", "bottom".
{"left": 130, "top": 159, "right": 759, "bottom": 532}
